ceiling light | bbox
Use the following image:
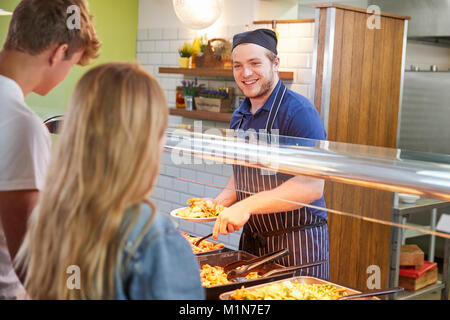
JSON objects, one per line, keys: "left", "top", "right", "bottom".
{"left": 172, "top": 0, "right": 223, "bottom": 30}
{"left": 0, "top": 9, "right": 12, "bottom": 16}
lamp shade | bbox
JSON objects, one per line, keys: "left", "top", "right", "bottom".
{"left": 172, "top": 0, "right": 223, "bottom": 30}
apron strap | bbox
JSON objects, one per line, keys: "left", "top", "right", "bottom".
{"left": 236, "top": 81, "right": 287, "bottom": 134}
{"left": 264, "top": 82, "right": 287, "bottom": 135}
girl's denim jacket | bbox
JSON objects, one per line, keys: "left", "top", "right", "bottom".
{"left": 114, "top": 202, "right": 205, "bottom": 299}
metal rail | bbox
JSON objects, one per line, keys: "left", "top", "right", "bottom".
{"left": 165, "top": 126, "right": 450, "bottom": 201}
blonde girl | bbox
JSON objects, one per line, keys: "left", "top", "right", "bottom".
{"left": 15, "top": 63, "right": 204, "bottom": 300}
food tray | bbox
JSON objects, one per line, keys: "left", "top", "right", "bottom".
{"left": 197, "top": 250, "right": 295, "bottom": 300}
{"left": 195, "top": 247, "right": 226, "bottom": 256}
{"left": 196, "top": 246, "right": 234, "bottom": 256}
{"left": 219, "top": 276, "right": 380, "bottom": 300}
{"left": 182, "top": 233, "right": 227, "bottom": 256}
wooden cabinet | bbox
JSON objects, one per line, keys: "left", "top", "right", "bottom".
{"left": 312, "top": 4, "right": 410, "bottom": 290}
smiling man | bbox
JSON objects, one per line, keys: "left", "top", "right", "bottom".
{"left": 212, "top": 29, "right": 330, "bottom": 279}
{"left": 0, "top": 0, "right": 100, "bottom": 299}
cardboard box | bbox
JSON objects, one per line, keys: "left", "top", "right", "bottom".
{"left": 195, "top": 97, "right": 232, "bottom": 113}
{"left": 400, "top": 244, "right": 424, "bottom": 267}
{"left": 399, "top": 261, "right": 438, "bottom": 291}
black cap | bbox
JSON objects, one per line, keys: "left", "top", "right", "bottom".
{"left": 232, "top": 29, "right": 278, "bottom": 55}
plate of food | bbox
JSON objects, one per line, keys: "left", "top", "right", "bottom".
{"left": 181, "top": 233, "right": 225, "bottom": 255}
{"left": 170, "top": 198, "right": 225, "bottom": 222}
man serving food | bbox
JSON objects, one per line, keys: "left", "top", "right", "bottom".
{"left": 212, "top": 29, "right": 329, "bottom": 279}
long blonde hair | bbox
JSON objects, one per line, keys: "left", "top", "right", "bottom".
{"left": 15, "top": 63, "right": 168, "bottom": 299}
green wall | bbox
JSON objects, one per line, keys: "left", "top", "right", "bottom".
{"left": 0, "top": 0, "right": 138, "bottom": 118}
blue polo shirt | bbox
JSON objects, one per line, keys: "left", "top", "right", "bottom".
{"left": 230, "top": 80, "right": 326, "bottom": 140}
{"left": 230, "top": 79, "right": 328, "bottom": 220}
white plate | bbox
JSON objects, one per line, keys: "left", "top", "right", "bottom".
{"left": 398, "top": 193, "right": 420, "bottom": 204}
{"left": 170, "top": 207, "right": 218, "bottom": 222}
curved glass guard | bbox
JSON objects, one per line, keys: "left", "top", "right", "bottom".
{"left": 161, "top": 124, "right": 450, "bottom": 240}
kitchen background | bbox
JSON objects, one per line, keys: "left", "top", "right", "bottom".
{"left": 0, "top": 0, "right": 449, "bottom": 252}
{"left": 136, "top": 0, "right": 450, "bottom": 252}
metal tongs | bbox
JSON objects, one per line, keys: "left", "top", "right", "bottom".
{"left": 195, "top": 233, "right": 213, "bottom": 247}
{"left": 336, "top": 287, "right": 404, "bottom": 300}
{"left": 224, "top": 248, "right": 289, "bottom": 281}
{"left": 259, "top": 259, "right": 327, "bottom": 278}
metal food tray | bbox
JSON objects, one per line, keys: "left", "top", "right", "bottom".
{"left": 183, "top": 233, "right": 227, "bottom": 256}
{"left": 197, "top": 250, "right": 295, "bottom": 300}
{"left": 219, "top": 276, "right": 380, "bottom": 300}
{"left": 195, "top": 246, "right": 228, "bottom": 256}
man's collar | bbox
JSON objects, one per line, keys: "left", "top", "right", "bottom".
{"left": 236, "top": 79, "right": 282, "bottom": 115}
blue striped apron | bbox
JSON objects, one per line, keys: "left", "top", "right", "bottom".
{"left": 234, "top": 82, "right": 330, "bottom": 279}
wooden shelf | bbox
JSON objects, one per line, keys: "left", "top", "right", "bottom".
{"left": 311, "top": 3, "right": 411, "bottom": 20}
{"left": 253, "top": 19, "right": 315, "bottom": 24}
{"left": 159, "top": 67, "right": 294, "bottom": 80}
{"left": 169, "top": 108, "right": 232, "bottom": 122}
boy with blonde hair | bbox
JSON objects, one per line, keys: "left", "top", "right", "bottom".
{"left": 0, "top": 0, "right": 100, "bottom": 299}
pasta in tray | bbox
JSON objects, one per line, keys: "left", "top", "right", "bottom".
{"left": 175, "top": 198, "right": 224, "bottom": 219}
{"left": 230, "top": 280, "right": 349, "bottom": 300}
{"left": 181, "top": 233, "right": 224, "bottom": 254}
{"left": 200, "top": 264, "right": 260, "bottom": 287}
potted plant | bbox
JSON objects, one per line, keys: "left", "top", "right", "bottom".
{"left": 195, "top": 87, "right": 233, "bottom": 113}
{"left": 211, "top": 39, "right": 232, "bottom": 69}
{"left": 200, "top": 34, "right": 208, "bottom": 54}
{"left": 180, "top": 78, "right": 204, "bottom": 110}
{"left": 178, "top": 43, "right": 194, "bottom": 68}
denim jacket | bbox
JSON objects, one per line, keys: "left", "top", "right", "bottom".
{"left": 114, "top": 202, "right": 205, "bottom": 299}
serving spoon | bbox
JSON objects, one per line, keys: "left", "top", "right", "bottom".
{"left": 195, "top": 233, "right": 213, "bottom": 247}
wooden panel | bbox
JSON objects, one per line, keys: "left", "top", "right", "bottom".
{"left": 313, "top": 8, "right": 329, "bottom": 115}
{"left": 334, "top": 10, "right": 355, "bottom": 142}
{"left": 346, "top": 13, "right": 366, "bottom": 143}
{"left": 366, "top": 17, "right": 384, "bottom": 147}
{"left": 323, "top": 7, "right": 344, "bottom": 285}
{"left": 357, "top": 16, "right": 376, "bottom": 144}
{"left": 377, "top": 17, "right": 395, "bottom": 147}
{"left": 387, "top": 18, "right": 405, "bottom": 146}
{"left": 326, "top": 8, "right": 344, "bottom": 140}
{"left": 318, "top": 7, "right": 407, "bottom": 290}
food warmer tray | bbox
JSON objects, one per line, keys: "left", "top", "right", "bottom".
{"left": 195, "top": 246, "right": 232, "bottom": 256}
{"left": 219, "top": 276, "right": 380, "bottom": 300}
{"left": 197, "top": 250, "right": 295, "bottom": 300}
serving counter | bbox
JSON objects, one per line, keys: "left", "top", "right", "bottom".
{"left": 162, "top": 124, "right": 449, "bottom": 299}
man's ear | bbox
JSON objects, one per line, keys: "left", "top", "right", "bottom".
{"left": 273, "top": 56, "right": 280, "bottom": 71}
{"left": 49, "top": 44, "right": 69, "bottom": 67}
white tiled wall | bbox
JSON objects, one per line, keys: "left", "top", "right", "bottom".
{"left": 137, "top": 22, "right": 316, "bottom": 249}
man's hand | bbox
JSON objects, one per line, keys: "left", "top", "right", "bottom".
{"left": 212, "top": 202, "right": 250, "bottom": 240}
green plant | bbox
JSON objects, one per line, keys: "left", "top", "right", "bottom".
{"left": 178, "top": 42, "right": 194, "bottom": 58}
{"left": 211, "top": 39, "right": 231, "bottom": 59}
{"left": 200, "top": 34, "right": 208, "bottom": 53}
{"left": 199, "top": 88, "right": 229, "bottom": 99}
{"left": 181, "top": 78, "right": 204, "bottom": 96}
